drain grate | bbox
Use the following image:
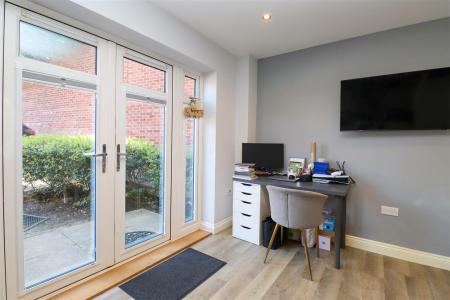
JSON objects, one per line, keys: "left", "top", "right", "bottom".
{"left": 125, "top": 231, "right": 155, "bottom": 245}
{"left": 23, "top": 214, "right": 48, "bottom": 231}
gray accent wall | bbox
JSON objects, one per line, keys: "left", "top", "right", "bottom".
{"left": 257, "top": 18, "right": 450, "bottom": 256}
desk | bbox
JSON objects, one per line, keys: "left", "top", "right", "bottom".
{"left": 233, "top": 177, "right": 350, "bottom": 269}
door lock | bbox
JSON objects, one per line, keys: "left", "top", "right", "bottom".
{"left": 117, "top": 144, "right": 127, "bottom": 171}
{"left": 84, "top": 144, "right": 108, "bottom": 173}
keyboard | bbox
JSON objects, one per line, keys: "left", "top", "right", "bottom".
{"left": 268, "top": 175, "right": 300, "bottom": 182}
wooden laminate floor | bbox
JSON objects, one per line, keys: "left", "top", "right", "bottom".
{"left": 97, "top": 229, "right": 450, "bottom": 300}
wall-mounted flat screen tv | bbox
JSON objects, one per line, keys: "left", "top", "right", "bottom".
{"left": 340, "top": 67, "right": 450, "bottom": 131}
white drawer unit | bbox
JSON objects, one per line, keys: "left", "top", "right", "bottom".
{"left": 232, "top": 181, "right": 270, "bottom": 245}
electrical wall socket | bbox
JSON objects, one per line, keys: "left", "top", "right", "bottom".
{"left": 381, "top": 205, "right": 399, "bottom": 216}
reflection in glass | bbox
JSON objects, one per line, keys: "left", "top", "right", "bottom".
{"left": 20, "top": 22, "right": 97, "bottom": 74}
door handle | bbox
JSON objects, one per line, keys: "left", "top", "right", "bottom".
{"left": 84, "top": 144, "right": 107, "bottom": 173}
{"left": 116, "top": 144, "right": 127, "bottom": 172}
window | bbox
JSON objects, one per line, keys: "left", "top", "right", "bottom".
{"left": 124, "top": 97, "right": 166, "bottom": 248}
{"left": 20, "top": 21, "right": 97, "bottom": 74}
{"left": 123, "top": 57, "right": 166, "bottom": 92}
{"left": 21, "top": 77, "right": 97, "bottom": 288}
{"left": 120, "top": 51, "right": 170, "bottom": 253}
{"left": 184, "top": 76, "right": 197, "bottom": 223}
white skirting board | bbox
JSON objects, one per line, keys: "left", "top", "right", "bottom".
{"left": 346, "top": 235, "right": 450, "bottom": 271}
{"left": 201, "top": 216, "right": 233, "bottom": 234}
{"left": 202, "top": 219, "right": 450, "bottom": 271}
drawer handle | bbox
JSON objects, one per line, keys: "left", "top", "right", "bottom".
{"left": 241, "top": 213, "right": 252, "bottom": 217}
{"left": 241, "top": 192, "right": 252, "bottom": 196}
{"left": 241, "top": 225, "right": 251, "bottom": 230}
{"left": 241, "top": 183, "right": 252, "bottom": 186}
{"left": 241, "top": 200, "right": 251, "bottom": 204}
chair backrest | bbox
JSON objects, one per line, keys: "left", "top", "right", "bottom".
{"left": 267, "top": 185, "right": 328, "bottom": 230}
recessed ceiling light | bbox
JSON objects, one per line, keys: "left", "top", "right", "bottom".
{"left": 262, "top": 13, "right": 272, "bottom": 21}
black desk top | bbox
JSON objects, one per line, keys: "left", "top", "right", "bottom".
{"left": 233, "top": 177, "right": 350, "bottom": 197}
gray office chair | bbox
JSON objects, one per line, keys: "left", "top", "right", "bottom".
{"left": 264, "top": 185, "right": 328, "bottom": 280}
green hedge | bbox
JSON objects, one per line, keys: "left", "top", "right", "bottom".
{"left": 124, "top": 138, "right": 162, "bottom": 211}
{"left": 23, "top": 135, "right": 162, "bottom": 209}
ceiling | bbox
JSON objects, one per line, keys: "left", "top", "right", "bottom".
{"left": 150, "top": 0, "right": 450, "bottom": 58}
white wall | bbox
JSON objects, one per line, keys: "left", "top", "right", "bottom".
{"left": 28, "top": 0, "right": 238, "bottom": 226}
{"left": 234, "top": 55, "right": 258, "bottom": 163}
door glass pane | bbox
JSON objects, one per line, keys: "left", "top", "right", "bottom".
{"left": 20, "top": 22, "right": 97, "bottom": 74}
{"left": 184, "top": 76, "right": 196, "bottom": 222}
{"left": 125, "top": 98, "right": 165, "bottom": 249}
{"left": 184, "top": 119, "right": 195, "bottom": 222}
{"left": 123, "top": 58, "right": 165, "bottom": 92}
{"left": 22, "top": 80, "right": 96, "bottom": 288}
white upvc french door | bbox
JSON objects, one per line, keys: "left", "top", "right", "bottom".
{"left": 3, "top": 5, "right": 115, "bottom": 299}
{"left": 2, "top": 3, "right": 195, "bottom": 299}
{"left": 114, "top": 46, "right": 172, "bottom": 262}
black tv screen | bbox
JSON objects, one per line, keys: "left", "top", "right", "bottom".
{"left": 340, "top": 67, "right": 450, "bottom": 131}
{"left": 242, "top": 143, "right": 284, "bottom": 171}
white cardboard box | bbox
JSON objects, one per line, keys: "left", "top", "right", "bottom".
{"left": 318, "top": 235, "right": 331, "bottom": 251}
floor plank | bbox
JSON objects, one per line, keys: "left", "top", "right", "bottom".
{"left": 49, "top": 230, "right": 210, "bottom": 300}
{"left": 96, "top": 229, "right": 450, "bottom": 300}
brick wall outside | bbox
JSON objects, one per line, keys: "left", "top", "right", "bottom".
{"left": 56, "top": 45, "right": 97, "bottom": 75}
{"left": 23, "top": 57, "right": 196, "bottom": 147}
{"left": 23, "top": 81, "right": 95, "bottom": 136}
{"left": 123, "top": 58, "right": 165, "bottom": 92}
{"left": 126, "top": 99, "right": 164, "bottom": 145}
{"left": 184, "top": 76, "right": 196, "bottom": 147}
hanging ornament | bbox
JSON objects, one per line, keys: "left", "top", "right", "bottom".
{"left": 184, "top": 96, "right": 204, "bottom": 118}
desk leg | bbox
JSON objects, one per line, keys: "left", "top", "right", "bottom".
{"left": 341, "top": 196, "right": 346, "bottom": 248}
{"left": 334, "top": 197, "right": 344, "bottom": 269}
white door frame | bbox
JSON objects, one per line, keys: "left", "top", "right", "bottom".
{"left": 3, "top": 5, "right": 115, "bottom": 299}
{"left": 171, "top": 68, "right": 203, "bottom": 240}
{"left": 0, "top": 0, "right": 6, "bottom": 299}
{"left": 114, "top": 46, "right": 173, "bottom": 262}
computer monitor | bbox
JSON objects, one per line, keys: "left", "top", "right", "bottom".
{"left": 242, "top": 143, "right": 284, "bottom": 171}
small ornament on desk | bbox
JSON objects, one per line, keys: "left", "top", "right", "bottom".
{"left": 308, "top": 141, "right": 317, "bottom": 170}
{"left": 184, "top": 96, "right": 204, "bottom": 118}
{"left": 287, "top": 158, "right": 305, "bottom": 178}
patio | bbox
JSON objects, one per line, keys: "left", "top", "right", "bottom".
{"left": 23, "top": 208, "right": 161, "bottom": 287}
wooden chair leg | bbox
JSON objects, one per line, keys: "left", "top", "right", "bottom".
{"left": 316, "top": 226, "right": 320, "bottom": 258}
{"left": 264, "top": 223, "right": 280, "bottom": 263}
{"left": 280, "top": 225, "right": 284, "bottom": 244}
{"left": 301, "top": 230, "right": 313, "bottom": 280}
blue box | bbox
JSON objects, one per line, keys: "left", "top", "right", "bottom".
{"left": 322, "top": 218, "right": 336, "bottom": 232}
{"left": 314, "top": 162, "right": 329, "bottom": 174}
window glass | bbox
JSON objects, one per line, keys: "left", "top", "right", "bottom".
{"left": 20, "top": 21, "right": 97, "bottom": 74}
{"left": 123, "top": 57, "right": 166, "bottom": 92}
{"left": 184, "top": 76, "right": 196, "bottom": 97}
{"left": 22, "top": 80, "right": 96, "bottom": 288}
{"left": 184, "top": 76, "right": 197, "bottom": 222}
{"left": 124, "top": 98, "right": 165, "bottom": 248}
